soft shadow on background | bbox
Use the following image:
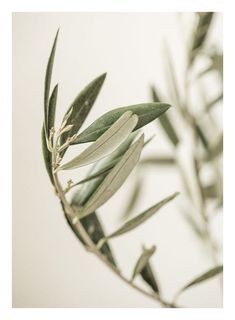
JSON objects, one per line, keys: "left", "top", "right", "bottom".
{"left": 12, "top": 12, "right": 222, "bottom": 307}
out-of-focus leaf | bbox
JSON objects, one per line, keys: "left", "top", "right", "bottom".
{"left": 190, "top": 13, "right": 214, "bottom": 61}
{"left": 140, "top": 156, "right": 175, "bottom": 166}
{"left": 60, "top": 111, "right": 138, "bottom": 170}
{"left": 163, "top": 42, "right": 182, "bottom": 109}
{"left": 194, "top": 121, "right": 209, "bottom": 151}
{"left": 203, "top": 183, "right": 218, "bottom": 199}
{"left": 60, "top": 73, "right": 107, "bottom": 155}
{"left": 41, "top": 125, "right": 54, "bottom": 185}
{"left": 140, "top": 261, "right": 160, "bottom": 294}
{"left": 61, "top": 201, "right": 117, "bottom": 267}
{"left": 47, "top": 84, "right": 58, "bottom": 134}
{"left": 78, "top": 135, "right": 145, "bottom": 218}
{"left": 179, "top": 265, "right": 223, "bottom": 294}
{"left": 181, "top": 211, "right": 206, "bottom": 240}
{"left": 74, "top": 103, "right": 170, "bottom": 144}
{"left": 205, "top": 92, "right": 223, "bottom": 112}
{"left": 131, "top": 246, "right": 156, "bottom": 281}
{"left": 99, "top": 192, "right": 179, "bottom": 245}
{"left": 120, "top": 178, "right": 142, "bottom": 220}
{"left": 151, "top": 86, "right": 179, "bottom": 146}
{"left": 206, "top": 133, "right": 223, "bottom": 161}
{"left": 44, "top": 29, "right": 59, "bottom": 136}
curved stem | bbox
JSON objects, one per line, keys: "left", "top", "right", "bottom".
{"left": 51, "top": 145, "right": 177, "bottom": 308}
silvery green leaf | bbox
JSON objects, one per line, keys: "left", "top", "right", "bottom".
{"left": 74, "top": 103, "right": 170, "bottom": 144}
{"left": 59, "top": 73, "right": 106, "bottom": 155}
{"left": 181, "top": 211, "right": 206, "bottom": 240}
{"left": 179, "top": 265, "right": 223, "bottom": 294}
{"left": 41, "top": 125, "right": 54, "bottom": 185}
{"left": 47, "top": 84, "right": 58, "bottom": 134}
{"left": 60, "top": 111, "right": 138, "bottom": 170}
{"left": 151, "top": 86, "right": 179, "bottom": 146}
{"left": 44, "top": 29, "right": 59, "bottom": 136}
{"left": 132, "top": 246, "right": 156, "bottom": 281}
{"left": 140, "top": 262, "right": 160, "bottom": 294}
{"left": 102, "top": 192, "right": 179, "bottom": 242}
{"left": 71, "top": 133, "right": 137, "bottom": 206}
{"left": 79, "top": 134, "right": 145, "bottom": 218}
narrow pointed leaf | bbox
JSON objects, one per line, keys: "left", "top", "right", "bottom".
{"left": 71, "top": 133, "right": 137, "bottom": 207}
{"left": 132, "top": 246, "right": 156, "bottom": 281}
{"left": 104, "top": 192, "right": 179, "bottom": 241}
{"left": 79, "top": 134, "right": 145, "bottom": 218}
{"left": 191, "top": 13, "right": 214, "bottom": 54}
{"left": 179, "top": 265, "right": 223, "bottom": 294}
{"left": 74, "top": 103, "right": 170, "bottom": 144}
{"left": 44, "top": 29, "right": 59, "bottom": 135}
{"left": 41, "top": 125, "right": 54, "bottom": 185}
{"left": 140, "top": 262, "right": 160, "bottom": 294}
{"left": 61, "top": 200, "right": 117, "bottom": 267}
{"left": 140, "top": 156, "right": 175, "bottom": 166}
{"left": 60, "top": 73, "right": 106, "bottom": 154}
{"left": 47, "top": 84, "right": 58, "bottom": 134}
{"left": 60, "top": 111, "right": 138, "bottom": 170}
{"left": 205, "top": 92, "right": 223, "bottom": 112}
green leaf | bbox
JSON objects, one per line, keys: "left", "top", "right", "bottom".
{"left": 60, "top": 111, "right": 138, "bottom": 170}
{"left": 41, "top": 125, "right": 54, "bottom": 185}
{"left": 47, "top": 84, "right": 58, "bottom": 135}
{"left": 100, "top": 192, "right": 179, "bottom": 243}
{"left": 59, "top": 73, "right": 106, "bottom": 155}
{"left": 132, "top": 246, "right": 156, "bottom": 281}
{"left": 179, "top": 265, "right": 223, "bottom": 294}
{"left": 151, "top": 86, "right": 179, "bottom": 146}
{"left": 140, "top": 262, "right": 160, "bottom": 294}
{"left": 140, "top": 156, "right": 175, "bottom": 166}
{"left": 74, "top": 103, "right": 170, "bottom": 144}
{"left": 61, "top": 200, "right": 117, "bottom": 267}
{"left": 44, "top": 29, "right": 59, "bottom": 136}
{"left": 206, "top": 133, "right": 223, "bottom": 161}
{"left": 181, "top": 211, "right": 206, "bottom": 240}
{"left": 77, "top": 134, "right": 145, "bottom": 219}
{"left": 191, "top": 13, "right": 214, "bottom": 56}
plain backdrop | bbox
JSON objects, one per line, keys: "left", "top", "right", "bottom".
{"left": 12, "top": 12, "right": 222, "bottom": 308}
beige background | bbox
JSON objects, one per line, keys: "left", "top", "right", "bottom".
{"left": 13, "top": 12, "right": 222, "bottom": 307}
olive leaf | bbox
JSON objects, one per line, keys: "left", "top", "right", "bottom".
{"left": 178, "top": 265, "right": 223, "bottom": 295}
{"left": 151, "top": 86, "right": 179, "bottom": 146}
{"left": 59, "top": 73, "right": 107, "bottom": 156}
{"left": 60, "top": 111, "right": 138, "bottom": 170}
{"left": 140, "top": 156, "right": 175, "bottom": 166}
{"left": 77, "top": 134, "right": 145, "bottom": 219}
{"left": 74, "top": 103, "right": 170, "bottom": 144}
{"left": 41, "top": 125, "right": 54, "bottom": 185}
{"left": 71, "top": 133, "right": 137, "bottom": 206}
{"left": 47, "top": 84, "right": 58, "bottom": 135}
{"left": 44, "top": 29, "right": 59, "bottom": 136}
{"left": 98, "top": 192, "right": 179, "bottom": 247}
{"left": 131, "top": 246, "right": 156, "bottom": 281}
{"left": 205, "top": 92, "right": 223, "bottom": 112}
{"left": 61, "top": 200, "right": 117, "bottom": 267}
{"left": 140, "top": 262, "right": 160, "bottom": 294}
{"left": 191, "top": 13, "right": 214, "bottom": 57}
